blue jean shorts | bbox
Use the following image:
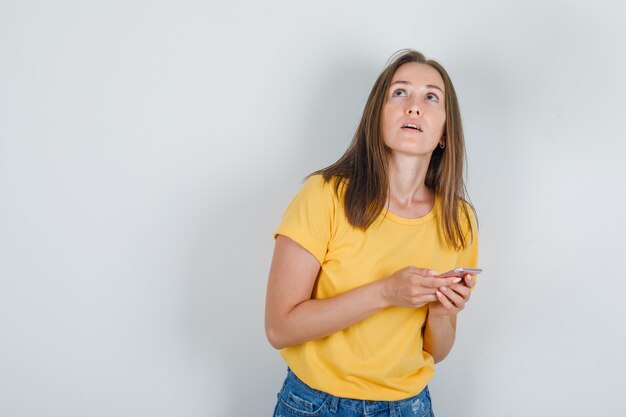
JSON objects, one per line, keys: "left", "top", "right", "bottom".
{"left": 272, "top": 368, "right": 435, "bottom": 417}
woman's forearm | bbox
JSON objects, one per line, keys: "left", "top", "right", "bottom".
{"left": 423, "top": 313, "right": 457, "bottom": 363}
{"left": 266, "top": 280, "right": 388, "bottom": 350}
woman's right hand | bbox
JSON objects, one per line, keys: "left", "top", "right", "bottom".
{"left": 381, "top": 266, "right": 462, "bottom": 308}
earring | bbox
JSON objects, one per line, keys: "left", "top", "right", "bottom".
{"left": 439, "top": 142, "right": 445, "bottom": 149}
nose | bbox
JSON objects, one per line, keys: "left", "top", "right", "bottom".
{"left": 406, "top": 99, "right": 421, "bottom": 116}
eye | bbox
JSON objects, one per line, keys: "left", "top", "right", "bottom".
{"left": 426, "top": 93, "right": 440, "bottom": 102}
{"left": 391, "top": 88, "right": 407, "bottom": 97}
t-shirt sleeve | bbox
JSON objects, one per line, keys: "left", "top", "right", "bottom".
{"left": 274, "top": 175, "right": 336, "bottom": 265}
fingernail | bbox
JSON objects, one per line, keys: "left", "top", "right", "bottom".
{"left": 436, "top": 291, "right": 443, "bottom": 297}
{"left": 453, "top": 278, "right": 462, "bottom": 283}
{"left": 430, "top": 270, "right": 439, "bottom": 276}
{"left": 440, "top": 286, "right": 447, "bottom": 292}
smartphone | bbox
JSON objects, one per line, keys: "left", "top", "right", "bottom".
{"left": 435, "top": 268, "right": 482, "bottom": 278}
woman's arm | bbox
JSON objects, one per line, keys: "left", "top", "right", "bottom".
{"left": 264, "top": 235, "right": 462, "bottom": 350}
{"left": 423, "top": 314, "right": 457, "bottom": 363}
{"left": 264, "top": 236, "right": 386, "bottom": 349}
{"left": 423, "top": 274, "right": 475, "bottom": 363}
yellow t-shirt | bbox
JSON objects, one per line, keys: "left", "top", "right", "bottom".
{"left": 274, "top": 175, "right": 478, "bottom": 401}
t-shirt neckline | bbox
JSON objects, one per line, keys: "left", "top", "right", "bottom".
{"left": 380, "top": 195, "right": 439, "bottom": 225}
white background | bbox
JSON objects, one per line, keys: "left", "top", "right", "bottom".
{"left": 1, "top": 1, "right": 625, "bottom": 416}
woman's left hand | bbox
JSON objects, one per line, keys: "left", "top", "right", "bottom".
{"left": 428, "top": 274, "right": 475, "bottom": 317}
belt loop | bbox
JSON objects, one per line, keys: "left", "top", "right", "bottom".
{"left": 329, "top": 395, "right": 339, "bottom": 413}
{"left": 389, "top": 401, "right": 398, "bottom": 417}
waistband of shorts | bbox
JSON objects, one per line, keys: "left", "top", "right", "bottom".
{"left": 285, "top": 368, "right": 429, "bottom": 412}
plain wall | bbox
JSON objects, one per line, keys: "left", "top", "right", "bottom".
{"left": 1, "top": 1, "right": 625, "bottom": 416}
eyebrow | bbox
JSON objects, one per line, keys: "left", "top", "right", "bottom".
{"left": 390, "top": 80, "right": 444, "bottom": 93}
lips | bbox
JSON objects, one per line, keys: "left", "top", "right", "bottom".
{"left": 401, "top": 122, "right": 422, "bottom": 132}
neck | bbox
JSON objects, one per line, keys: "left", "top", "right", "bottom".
{"left": 386, "top": 152, "right": 433, "bottom": 205}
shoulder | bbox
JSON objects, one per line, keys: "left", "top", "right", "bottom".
{"left": 302, "top": 174, "right": 342, "bottom": 191}
{"left": 275, "top": 175, "right": 344, "bottom": 262}
{"left": 301, "top": 174, "right": 329, "bottom": 193}
{"left": 281, "top": 175, "right": 343, "bottom": 219}
{"left": 298, "top": 174, "right": 344, "bottom": 203}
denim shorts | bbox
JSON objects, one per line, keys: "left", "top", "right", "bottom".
{"left": 272, "top": 368, "right": 435, "bottom": 417}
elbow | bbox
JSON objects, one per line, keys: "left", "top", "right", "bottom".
{"left": 265, "top": 322, "right": 288, "bottom": 350}
{"left": 266, "top": 331, "right": 286, "bottom": 350}
{"left": 423, "top": 347, "right": 450, "bottom": 364}
{"left": 431, "top": 352, "right": 449, "bottom": 364}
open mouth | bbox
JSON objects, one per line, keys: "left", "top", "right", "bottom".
{"left": 401, "top": 123, "right": 422, "bottom": 132}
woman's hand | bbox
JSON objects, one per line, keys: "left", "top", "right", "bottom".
{"left": 428, "top": 274, "right": 475, "bottom": 317}
{"left": 381, "top": 266, "right": 463, "bottom": 309}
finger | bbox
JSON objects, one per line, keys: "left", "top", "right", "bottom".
{"left": 435, "top": 290, "right": 456, "bottom": 310}
{"left": 409, "top": 295, "right": 438, "bottom": 307}
{"left": 464, "top": 274, "right": 476, "bottom": 288}
{"left": 422, "top": 295, "right": 438, "bottom": 304}
{"left": 411, "top": 268, "right": 438, "bottom": 277}
{"left": 440, "top": 286, "right": 465, "bottom": 309}
{"left": 450, "top": 284, "right": 471, "bottom": 299}
{"left": 425, "top": 276, "right": 462, "bottom": 288}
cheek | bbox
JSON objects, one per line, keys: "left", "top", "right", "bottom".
{"left": 382, "top": 103, "right": 400, "bottom": 126}
{"left": 381, "top": 109, "right": 392, "bottom": 134}
{"left": 435, "top": 113, "right": 446, "bottom": 133}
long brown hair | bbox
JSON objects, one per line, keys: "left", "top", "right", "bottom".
{"left": 309, "top": 49, "right": 475, "bottom": 250}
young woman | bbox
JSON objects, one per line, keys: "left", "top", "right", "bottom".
{"left": 265, "top": 49, "right": 479, "bottom": 417}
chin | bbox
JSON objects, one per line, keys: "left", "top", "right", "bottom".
{"left": 386, "top": 143, "right": 435, "bottom": 156}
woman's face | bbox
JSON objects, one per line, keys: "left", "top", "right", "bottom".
{"left": 381, "top": 62, "right": 446, "bottom": 158}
